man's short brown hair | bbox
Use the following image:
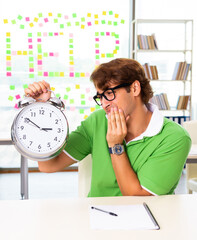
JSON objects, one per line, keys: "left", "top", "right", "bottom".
{"left": 90, "top": 58, "right": 153, "bottom": 104}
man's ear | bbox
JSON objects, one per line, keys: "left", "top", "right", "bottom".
{"left": 132, "top": 80, "right": 141, "bottom": 96}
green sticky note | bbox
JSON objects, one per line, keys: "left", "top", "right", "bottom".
{"left": 49, "top": 72, "right": 54, "bottom": 77}
{"left": 56, "top": 93, "right": 60, "bottom": 98}
{"left": 66, "top": 87, "right": 71, "bottom": 92}
{"left": 11, "top": 20, "right": 16, "bottom": 24}
{"left": 64, "top": 95, "right": 68, "bottom": 100}
{"left": 29, "top": 57, "right": 34, "bottom": 62}
{"left": 95, "top": 43, "right": 99, "bottom": 48}
{"left": 29, "top": 50, "right": 33, "bottom": 55}
{"left": 81, "top": 17, "right": 85, "bottom": 22}
{"left": 6, "top": 44, "right": 11, "bottom": 48}
{"left": 60, "top": 24, "right": 64, "bottom": 29}
{"left": 113, "top": 22, "right": 118, "bottom": 26}
{"left": 75, "top": 72, "right": 80, "bottom": 77}
{"left": 108, "top": 21, "right": 112, "bottom": 25}
{"left": 29, "top": 74, "right": 34, "bottom": 78}
{"left": 70, "top": 99, "right": 74, "bottom": 104}
{"left": 79, "top": 109, "right": 85, "bottom": 114}
{"left": 81, "top": 100, "right": 86, "bottom": 105}
{"left": 6, "top": 38, "right": 10, "bottom": 42}
{"left": 18, "top": 15, "right": 23, "bottom": 20}
{"left": 101, "top": 32, "right": 104, "bottom": 36}
{"left": 38, "top": 72, "right": 42, "bottom": 76}
{"left": 29, "top": 63, "right": 34, "bottom": 68}
{"left": 69, "top": 45, "right": 73, "bottom": 48}
{"left": 69, "top": 39, "right": 73, "bottom": 43}
{"left": 54, "top": 19, "right": 58, "bottom": 23}
{"left": 95, "top": 55, "right": 100, "bottom": 59}
{"left": 43, "top": 52, "right": 48, "bottom": 57}
{"left": 8, "top": 96, "right": 14, "bottom": 101}
{"left": 10, "top": 85, "right": 15, "bottom": 90}
{"left": 72, "top": 13, "right": 77, "bottom": 18}
{"left": 28, "top": 33, "right": 32, "bottom": 37}
{"left": 49, "top": 32, "right": 53, "bottom": 36}
{"left": 95, "top": 32, "right": 99, "bottom": 36}
{"left": 75, "top": 22, "right": 80, "bottom": 26}
{"left": 121, "top": 19, "right": 125, "bottom": 24}
{"left": 101, "top": 20, "right": 106, "bottom": 24}
{"left": 115, "top": 46, "right": 119, "bottom": 50}
{"left": 37, "top": 49, "right": 42, "bottom": 54}
{"left": 55, "top": 72, "right": 59, "bottom": 77}
{"left": 109, "top": 11, "right": 113, "bottom": 15}
{"left": 38, "top": 13, "right": 43, "bottom": 17}
{"left": 67, "top": 22, "right": 71, "bottom": 26}
{"left": 57, "top": 13, "right": 62, "bottom": 18}
{"left": 20, "top": 25, "right": 24, "bottom": 29}
{"left": 115, "top": 34, "right": 119, "bottom": 38}
{"left": 6, "top": 50, "right": 11, "bottom": 54}
{"left": 37, "top": 44, "right": 42, "bottom": 49}
{"left": 7, "top": 67, "right": 11, "bottom": 71}
{"left": 23, "top": 84, "right": 28, "bottom": 89}
{"left": 69, "top": 56, "right": 74, "bottom": 61}
{"left": 37, "top": 32, "right": 41, "bottom": 37}
{"left": 81, "top": 94, "right": 85, "bottom": 99}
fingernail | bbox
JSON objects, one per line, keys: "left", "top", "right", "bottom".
{"left": 114, "top": 107, "right": 118, "bottom": 111}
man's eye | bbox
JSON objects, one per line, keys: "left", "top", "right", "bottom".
{"left": 105, "top": 90, "right": 113, "bottom": 95}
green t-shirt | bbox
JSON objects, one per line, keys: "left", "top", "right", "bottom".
{"left": 64, "top": 108, "right": 191, "bottom": 197}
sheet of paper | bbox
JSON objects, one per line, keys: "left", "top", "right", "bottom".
{"left": 89, "top": 204, "right": 158, "bottom": 230}
{"left": 189, "top": 144, "right": 197, "bottom": 155}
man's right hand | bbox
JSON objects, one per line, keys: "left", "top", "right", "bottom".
{"left": 24, "top": 80, "right": 51, "bottom": 102}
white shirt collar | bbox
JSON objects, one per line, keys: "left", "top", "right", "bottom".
{"left": 126, "top": 103, "right": 164, "bottom": 144}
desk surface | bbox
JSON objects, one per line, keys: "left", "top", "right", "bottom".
{"left": 0, "top": 194, "right": 197, "bottom": 240}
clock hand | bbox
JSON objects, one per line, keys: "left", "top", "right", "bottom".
{"left": 41, "top": 128, "right": 53, "bottom": 131}
{"left": 25, "top": 118, "right": 47, "bottom": 132}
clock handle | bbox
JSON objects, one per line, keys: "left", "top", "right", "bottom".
{"left": 18, "top": 96, "right": 36, "bottom": 108}
{"left": 47, "top": 90, "right": 65, "bottom": 110}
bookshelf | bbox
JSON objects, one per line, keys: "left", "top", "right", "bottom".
{"left": 130, "top": 19, "right": 193, "bottom": 122}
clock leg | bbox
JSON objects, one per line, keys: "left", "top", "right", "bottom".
{"left": 20, "top": 156, "right": 29, "bottom": 200}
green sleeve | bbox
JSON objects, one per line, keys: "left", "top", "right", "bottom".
{"left": 138, "top": 134, "right": 191, "bottom": 195}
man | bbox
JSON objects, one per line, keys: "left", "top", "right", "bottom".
{"left": 25, "top": 58, "right": 191, "bottom": 197}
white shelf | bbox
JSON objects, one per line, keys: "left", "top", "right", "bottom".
{"left": 132, "top": 50, "right": 192, "bottom": 53}
{"left": 132, "top": 19, "right": 193, "bottom": 24}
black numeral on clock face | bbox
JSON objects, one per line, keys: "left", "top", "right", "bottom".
{"left": 54, "top": 137, "right": 57, "bottom": 141}
{"left": 31, "top": 112, "right": 36, "bottom": 117}
{"left": 47, "top": 142, "right": 51, "bottom": 147}
{"left": 39, "top": 110, "right": 45, "bottom": 115}
{"left": 23, "top": 135, "right": 26, "bottom": 139}
{"left": 38, "top": 144, "right": 41, "bottom": 149}
{"left": 29, "top": 141, "right": 33, "bottom": 146}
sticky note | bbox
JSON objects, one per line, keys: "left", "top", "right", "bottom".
{"left": 81, "top": 17, "right": 85, "bottom": 22}
{"left": 95, "top": 20, "right": 99, "bottom": 25}
{"left": 29, "top": 68, "right": 34, "bottom": 72}
{"left": 11, "top": 20, "right": 16, "bottom": 24}
{"left": 116, "top": 40, "right": 120, "bottom": 44}
{"left": 44, "top": 72, "right": 48, "bottom": 77}
{"left": 4, "top": 19, "right": 8, "bottom": 24}
{"left": 6, "top": 56, "right": 11, "bottom": 60}
{"left": 39, "top": 23, "right": 43, "bottom": 27}
{"left": 81, "top": 25, "right": 85, "bottom": 29}
{"left": 80, "top": 73, "right": 85, "bottom": 77}
{"left": 64, "top": 95, "right": 68, "bottom": 100}
{"left": 75, "top": 84, "right": 80, "bottom": 89}
{"left": 29, "top": 74, "right": 34, "bottom": 78}
{"left": 72, "top": 13, "right": 77, "bottom": 18}
{"left": 64, "top": 15, "right": 69, "bottom": 19}
{"left": 95, "top": 50, "right": 99, "bottom": 54}
{"left": 6, "top": 32, "right": 10, "bottom": 37}
{"left": 51, "top": 87, "right": 55, "bottom": 91}
{"left": 79, "top": 109, "right": 85, "bottom": 114}
{"left": 54, "top": 19, "right": 58, "bottom": 23}
{"left": 85, "top": 73, "right": 90, "bottom": 77}
{"left": 115, "top": 14, "right": 119, "bottom": 18}
{"left": 88, "top": 96, "right": 93, "bottom": 101}
{"left": 90, "top": 107, "right": 95, "bottom": 112}
{"left": 60, "top": 72, "right": 64, "bottom": 77}
{"left": 75, "top": 73, "right": 80, "bottom": 77}
{"left": 23, "top": 84, "right": 28, "bottom": 89}
{"left": 113, "top": 49, "right": 117, "bottom": 54}
{"left": 67, "top": 22, "right": 71, "bottom": 26}
{"left": 84, "top": 115, "right": 88, "bottom": 119}
{"left": 70, "top": 99, "right": 74, "bottom": 104}
{"left": 114, "top": 22, "right": 118, "bottom": 26}
{"left": 95, "top": 43, "right": 99, "bottom": 48}
{"left": 102, "top": 11, "right": 106, "bottom": 15}
{"left": 86, "top": 88, "right": 90, "bottom": 93}
{"left": 121, "top": 19, "right": 125, "bottom": 24}
{"left": 95, "top": 38, "right": 99, "bottom": 41}
{"left": 29, "top": 23, "right": 34, "bottom": 27}
{"left": 20, "top": 25, "right": 25, "bottom": 29}
{"left": 10, "top": 85, "right": 15, "bottom": 90}
{"left": 60, "top": 24, "right": 64, "bottom": 28}
{"left": 57, "top": 13, "right": 62, "bottom": 18}
{"left": 66, "top": 87, "right": 71, "bottom": 92}
{"left": 106, "top": 32, "right": 110, "bottom": 36}
{"left": 49, "top": 52, "right": 54, "bottom": 56}
{"left": 69, "top": 72, "right": 74, "bottom": 77}
{"left": 8, "top": 96, "right": 14, "bottom": 101}
{"left": 34, "top": 18, "right": 38, "bottom": 22}
{"left": 55, "top": 93, "right": 60, "bottom": 98}
{"left": 38, "top": 13, "right": 43, "bottom": 17}
{"left": 87, "top": 22, "right": 91, "bottom": 26}
{"left": 69, "top": 50, "right": 73, "bottom": 54}
{"left": 75, "top": 22, "right": 80, "bottom": 26}
{"left": 109, "top": 11, "right": 113, "bottom": 15}
{"left": 95, "top": 105, "right": 101, "bottom": 109}
{"left": 7, "top": 72, "right": 11, "bottom": 76}
{"left": 101, "top": 20, "right": 106, "bottom": 24}
{"left": 14, "top": 104, "right": 19, "bottom": 109}
{"left": 81, "top": 100, "right": 86, "bottom": 105}
{"left": 81, "top": 94, "right": 85, "bottom": 99}
{"left": 26, "top": 17, "right": 30, "bottom": 21}
{"left": 108, "top": 21, "right": 112, "bottom": 25}
{"left": 15, "top": 94, "right": 21, "bottom": 100}
{"left": 87, "top": 13, "right": 91, "bottom": 17}
{"left": 69, "top": 33, "right": 73, "bottom": 38}
{"left": 18, "top": 15, "right": 23, "bottom": 20}
{"left": 44, "top": 18, "right": 49, "bottom": 23}
{"left": 48, "top": 13, "right": 52, "bottom": 16}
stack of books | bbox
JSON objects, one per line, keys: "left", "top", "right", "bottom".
{"left": 150, "top": 93, "right": 170, "bottom": 110}
{"left": 137, "top": 34, "right": 158, "bottom": 50}
{"left": 176, "top": 95, "right": 190, "bottom": 110}
{"left": 172, "top": 62, "right": 191, "bottom": 80}
{"left": 142, "top": 63, "right": 159, "bottom": 80}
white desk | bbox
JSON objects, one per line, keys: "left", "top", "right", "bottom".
{"left": 0, "top": 195, "right": 197, "bottom": 240}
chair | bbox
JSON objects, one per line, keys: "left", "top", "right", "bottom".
{"left": 78, "top": 154, "right": 92, "bottom": 197}
{"left": 182, "top": 120, "right": 197, "bottom": 193}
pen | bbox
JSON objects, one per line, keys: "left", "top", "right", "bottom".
{"left": 143, "top": 202, "right": 160, "bottom": 230}
{"left": 91, "top": 206, "right": 118, "bottom": 217}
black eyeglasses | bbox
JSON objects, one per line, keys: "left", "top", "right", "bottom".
{"left": 93, "top": 83, "right": 132, "bottom": 106}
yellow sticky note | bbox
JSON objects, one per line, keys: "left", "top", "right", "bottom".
{"left": 87, "top": 13, "right": 91, "bottom": 17}
{"left": 60, "top": 72, "right": 64, "bottom": 77}
{"left": 60, "top": 32, "right": 64, "bottom": 35}
{"left": 95, "top": 20, "right": 99, "bottom": 25}
{"left": 90, "top": 107, "right": 95, "bottom": 112}
{"left": 69, "top": 50, "right": 73, "bottom": 54}
{"left": 4, "top": 19, "right": 8, "bottom": 24}
{"left": 101, "top": 53, "right": 105, "bottom": 58}
{"left": 84, "top": 115, "right": 88, "bottom": 119}
{"left": 51, "top": 87, "right": 55, "bottom": 91}
{"left": 38, "top": 55, "right": 42, "bottom": 60}
{"left": 102, "top": 11, "right": 106, "bottom": 15}
{"left": 81, "top": 24, "right": 85, "bottom": 29}
{"left": 75, "top": 84, "right": 80, "bottom": 89}
{"left": 6, "top": 32, "right": 10, "bottom": 37}
{"left": 23, "top": 51, "right": 27, "bottom": 55}
{"left": 34, "top": 18, "right": 38, "bottom": 22}
{"left": 113, "top": 49, "right": 117, "bottom": 54}
{"left": 17, "top": 51, "right": 22, "bottom": 55}
{"left": 69, "top": 61, "right": 74, "bottom": 65}
{"left": 29, "top": 23, "right": 34, "bottom": 27}
{"left": 48, "top": 13, "right": 53, "bottom": 16}
{"left": 80, "top": 73, "right": 85, "bottom": 77}
{"left": 94, "top": 14, "right": 98, "bottom": 19}
{"left": 6, "top": 56, "right": 11, "bottom": 61}
{"left": 115, "top": 14, "right": 119, "bottom": 18}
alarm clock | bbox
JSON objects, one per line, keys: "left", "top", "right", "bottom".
{"left": 11, "top": 91, "right": 69, "bottom": 161}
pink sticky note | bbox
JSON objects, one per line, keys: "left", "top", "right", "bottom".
{"left": 69, "top": 72, "right": 74, "bottom": 77}
{"left": 14, "top": 104, "right": 19, "bottom": 109}
{"left": 106, "top": 32, "right": 110, "bottom": 36}
{"left": 49, "top": 52, "right": 54, "bottom": 56}
{"left": 25, "top": 17, "right": 30, "bottom": 21}
{"left": 85, "top": 72, "right": 90, "bottom": 77}
{"left": 44, "top": 72, "right": 48, "bottom": 77}
{"left": 54, "top": 32, "right": 58, "bottom": 36}
{"left": 44, "top": 18, "right": 48, "bottom": 23}
{"left": 37, "top": 66, "right": 42, "bottom": 71}
{"left": 37, "top": 38, "right": 41, "bottom": 42}
{"left": 86, "top": 88, "right": 90, "bottom": 93}
{"left": 88, "top": 96, "right": 93, "bottom": 101}
{"left": 7, "top": 72, "right": 11, "bottom": 76}
{"left": 70, "top": 106, "right": 76, "bottom": 111}
{"left": 64, "top": 15, "right": 69, "bottom": 19}
{"left": 11, "top": 51, "right": 17, "bottom": 55}
{"left": 116, "top": 40, "right": 120, "bottom": 44}
{"left": 6, "top": 62, "right": 11, "bottom": 66}
{"left": 95, "top": 50, "right": 99, "bottom": 54}
{"left": 15, "top": 94, "right": 21, "bottom": 100}
{"left": 43, "top": 32, "right": 47, "bottom": 37}
{"left": 38, "top": 60, "right": 42, "bottom": 65}
{"left": 69, "top": 67, "right": 74, "bottom": 71}
{"left": 95, "top": 38, "right": 99, "bottom": 41}
{"left": 39, "top": 23, "right": 43, "bottom": 27}
{"left": 28, "top": 39, "right": 32, "bottom": 43}
{"left": 87, "top": 22, "right": 92, "bottom": 26}
{"left": 95, "top": 60, "right": 100, "bottom": 65}
{"left": 54, "top": 52, "right": 59, "bottom": 57}
{"left": 29, "top": 68, "right": 34, "bottom": 72}
{"left": 69, "top": 33, "right": 73, "bottom": 38}
{"left": 29, "top": 45, "right": 33, "bottom": 49}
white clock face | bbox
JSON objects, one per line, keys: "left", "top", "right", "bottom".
{"left": 12, "top": 102, "right": 68, "bottom": 160}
